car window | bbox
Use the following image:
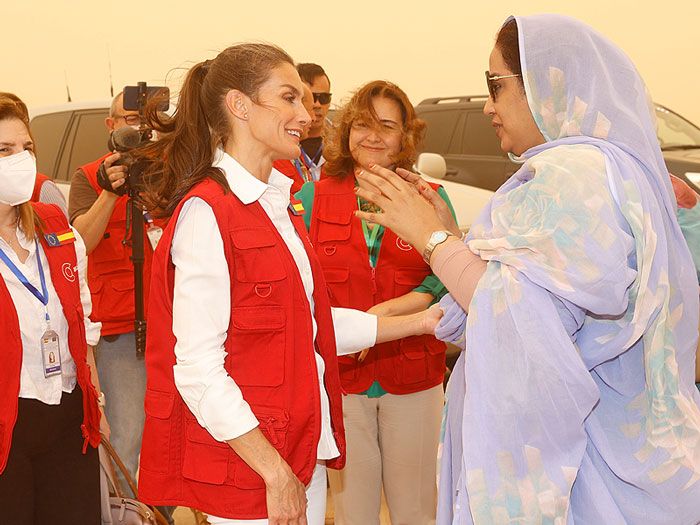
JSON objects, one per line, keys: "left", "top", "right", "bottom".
{"left": 656, "top": 106, "right": 700, "bottom": 148}
{"left": 30, "top": 111, "right": 72, "bottom": 179}
{"left": 420, "top": 109, "right": 463, "bottom": 154}
{"left": 462, "top": 111, "right": 506, "bottom": 157}
{"left": 57, "top": 110, "right": 109, "bottom": 183}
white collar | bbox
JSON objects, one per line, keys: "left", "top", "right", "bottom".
{"left": 213, "top": 149, "right": 293, "bottom": 205}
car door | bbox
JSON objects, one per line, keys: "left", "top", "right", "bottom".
{"left": 450, "top": 110, "right": 514, "bottom": 191}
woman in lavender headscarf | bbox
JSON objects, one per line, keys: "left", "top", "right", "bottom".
{"left": 355, "top": 14, "right": 700, "bottom": 525}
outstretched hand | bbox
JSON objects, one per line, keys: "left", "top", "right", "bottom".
{"left": 355, "top": 165, "right": 457, "bottom": 253}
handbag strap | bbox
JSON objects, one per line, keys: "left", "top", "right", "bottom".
{"left": 100, "top": 437, "right": 170, "bottom": 525}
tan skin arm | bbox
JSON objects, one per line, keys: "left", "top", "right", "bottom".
{"left": 226, "top": 429, "right": 308, "bottom": 525}
{"left": 85, "top": 344, "right": 110, "bottom": 440}
{"left": 72, "top": 153, "right": 126, "bottom": 254}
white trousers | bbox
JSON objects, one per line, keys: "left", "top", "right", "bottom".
{"left": 207, "top": 461, "right": 327, "bottom": 524}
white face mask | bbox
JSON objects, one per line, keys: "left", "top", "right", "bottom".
{"left": 0, "top": 150, "right": 37, "bottom": 206}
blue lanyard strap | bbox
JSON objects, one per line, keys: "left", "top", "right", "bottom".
{"left": 300, "top": 144, "right": 323, "bottom": 168}
{"left": 293, "top": 159, "right": 312, "bottom": 183}
{"left": 0, "top": 241, "right": 50, "bottom": 311}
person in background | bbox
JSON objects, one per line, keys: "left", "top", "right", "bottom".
{"left": 297, "top": 63, "right": 332, "bottom": 181}
{"left": 296, "top": 80, "right": 455, "bottom": 525}
{"left": 67, "top": 91, "right": 173, "bottom": 521}
{"left": 355, "top": 14, "right": 700, "bottom": 524}
{"left": 0, "top": 92, "right": 68, "bottom": 217}
{"left": 272, "top": 82, "right": 316, "bottom": 194}
{"left": 0, "top": 94, "right": 107, "bottom": 524}
{"left": 132, "top": 43, "right": 442, "bottom": 525}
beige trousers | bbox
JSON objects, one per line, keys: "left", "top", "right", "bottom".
{"left": 328, "top": 385, "right": 444, "bottom": 525}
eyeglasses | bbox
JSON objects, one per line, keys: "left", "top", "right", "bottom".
{"left": 113, "top": 114, "right": 141, "bottom": 126}
{"left": 485, "top": 71, "right": 522, "bottom": 102}
{"left": 312, "top": 92, "right": 332, "bottom": 105}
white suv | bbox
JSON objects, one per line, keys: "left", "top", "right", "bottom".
{"left": 29, "top": 101, "right": 111, "bottom": 199}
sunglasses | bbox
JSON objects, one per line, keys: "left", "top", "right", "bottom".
{"left": 312, "top": 92, "right": 332, "bottom": 105}
{"left": 485, "top": 71, "right": 522, "bottom": 102}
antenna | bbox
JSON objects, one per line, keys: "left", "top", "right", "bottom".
{"left": 64, "top": 70, "right": 72, "bottom": 102}
{"left": 107, "top": 45, "right": 114, "bottom": 97}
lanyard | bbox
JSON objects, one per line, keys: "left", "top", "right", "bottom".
{"left": 293, "top": 159, "right": 312, "bottom": 184}
{"left": 300, "top": 144, "right": 323, "bottom": 169}
{"left": 357, "top": 197, "right": 383, "bottom": 268}
{"left": 0, "top": 241, "right": 51, "bottom": 322}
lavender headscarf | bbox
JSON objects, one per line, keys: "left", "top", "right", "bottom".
{"left": 436, "top": 14, "right": 700, "bottom": 525}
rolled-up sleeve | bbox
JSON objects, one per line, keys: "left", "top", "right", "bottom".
{"left": 331, "top": 307, "right": 377, "bottom": 355}
{"left": 171, "top": 198, "right": 258, "bottom": 442}
{"left": 73, "top": 227, "right": 101, "bottom": 345}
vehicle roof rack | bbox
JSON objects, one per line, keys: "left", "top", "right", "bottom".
{"left": 417, "top": 95, "right": 489, "bottom": 105}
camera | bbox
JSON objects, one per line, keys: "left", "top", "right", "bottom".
{"left": 96, "top": 82, "right": 170, "bottom": 197}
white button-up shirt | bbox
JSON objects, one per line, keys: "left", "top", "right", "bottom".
{"left": 0, "top": 225, "right": 100, "bottom": 404}
{"left": 171, "top": 151, "right": 377, "bottom": 459}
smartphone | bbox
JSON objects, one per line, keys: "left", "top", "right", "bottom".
{"left": 123, "top": 84, "right": 170, "bottom": 112}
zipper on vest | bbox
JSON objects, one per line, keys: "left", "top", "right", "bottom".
{"left": 371, "top": 267, "right": 377, "bottom": 296}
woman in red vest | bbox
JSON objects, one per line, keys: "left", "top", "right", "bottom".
{"left": 295, "top": 80, "right": 458, "bottom": 525}
{"left": 0, "top": 95, "right": 106, "bottom": 524}
{"left": 133, "top": 45, "right": 441, "bottom": 525}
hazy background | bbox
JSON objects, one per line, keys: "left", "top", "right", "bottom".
{"left": 4, "top": 0, "right": 699, "bottom": 123}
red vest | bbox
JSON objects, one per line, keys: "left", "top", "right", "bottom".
{"left": 30, "top": 173, "right": 51, "bottom": 202}
{"left": 0, "top": 203, "right": 101, "bottom": 474}
{"left": 310, "top": 175, "right": 446, "bottom": 395}
{"left": 138, "top": 179, "right": 346, "bottom": 519}
{"left": 80, "top": 155, "right": 153, "bottom": 335}
{"left": 272, "top": 159, "right": 308, "bottom": 195}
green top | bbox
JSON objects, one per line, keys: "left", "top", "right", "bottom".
{"left": 295, "top": 179, "right": 457, "bottom": 397}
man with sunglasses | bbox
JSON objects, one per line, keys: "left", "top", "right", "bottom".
{"left": 67, "top": 90, "right": 173, "bottom": 523}
{"left": 297, "top": 63, "right": 332, "bottom": 181}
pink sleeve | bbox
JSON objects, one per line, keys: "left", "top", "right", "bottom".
{"left": 431, "top": 240, "right": 488, "bottom": 311}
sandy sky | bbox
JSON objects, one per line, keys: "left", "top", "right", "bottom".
{"left": 4, "top": 0, "right": 700, "bottom": 124}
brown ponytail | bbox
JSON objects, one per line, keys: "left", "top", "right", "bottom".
{"left": 137, "top": 43, "right": 294, "bottom": 217}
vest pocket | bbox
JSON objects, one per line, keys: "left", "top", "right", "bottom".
{"left": 91, "top": 275, "right": 134, "bottom": 323}
{"left": 317, "top": 219, "right": 352, "bottom": 244}
{"left": 229, "top": 306, "right": 286, "bottom": 387}
{"left": 182, "top": 419, "right": 230, "bottom": 485}
{"left": 322, "top": 267, "right": 350, "bottom": 306}
{"left": 230, "top": 228, "right": 286, "bottom": 283}
{"left": 394, "top": 268, "right": 429, "bottom": 297}
{"left": 231, "top": 408, "right": 289, "bottom": 489}
{"left": 141, "top": 389, "right": 175, "bottom": 474}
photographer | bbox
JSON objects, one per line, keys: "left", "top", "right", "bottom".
{"left": 67, "top": 91, "right": 164, "bottom": 517}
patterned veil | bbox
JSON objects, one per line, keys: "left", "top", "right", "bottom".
{"left": 436, "top": 14, "right": 700, "bottom": 525}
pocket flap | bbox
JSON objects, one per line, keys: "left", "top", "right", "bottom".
{"left": 323, "top": 267, "right": 350, "bottom": 283}
{"left": 317, "top": 211, "right": 352, "bottom": 226}
{"left": 144, "top": 390, "right": 175, "bottom": 419}
{"left": 231, "top": 228, "right": 277, "bottom": 249}
{"left": 232, "top": 306, "right": 285, "bottom": 331}
{"left": 111, "top": 276, "right": 135, "bottom": 292}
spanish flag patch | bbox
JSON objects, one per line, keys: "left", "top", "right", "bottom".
{"left": 288, "top": 201, "right": 305, "bottom": 216}
{"left": 44, "top": 228, "right": 76, "bottom": 247}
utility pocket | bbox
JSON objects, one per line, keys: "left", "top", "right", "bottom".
{"left": 322, "top": 266, "right": 350, "bottom": 306}
{"left": 182, "top": 419, "right": 229, "bottom": 485}
{"left": 231, "top": 408, "right": 290, "bottom": 489}
{"left": 394, "top": 268, "right": 429, "bottom": 297}
{"left": 230, "top": 228, "right": 286, "bottom": 283}
{"left": 91, "top": 275, "right": 134, "bottom": 323}
{"left": 228, "top": 306, "right": 286, "bottom": 387}
{"left": 140, "top": 390, "right": 175, "bottom": 474}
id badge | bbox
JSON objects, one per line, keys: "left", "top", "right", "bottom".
{"left": 147, "top": 226, "right": 163, "bottom": 251}
{"left": 41, "top": 329, "right": 62, "bottom": 377}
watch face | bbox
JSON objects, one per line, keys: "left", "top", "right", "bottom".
{"left": 433, "top": 231, "right": 448, "bottom": 243}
